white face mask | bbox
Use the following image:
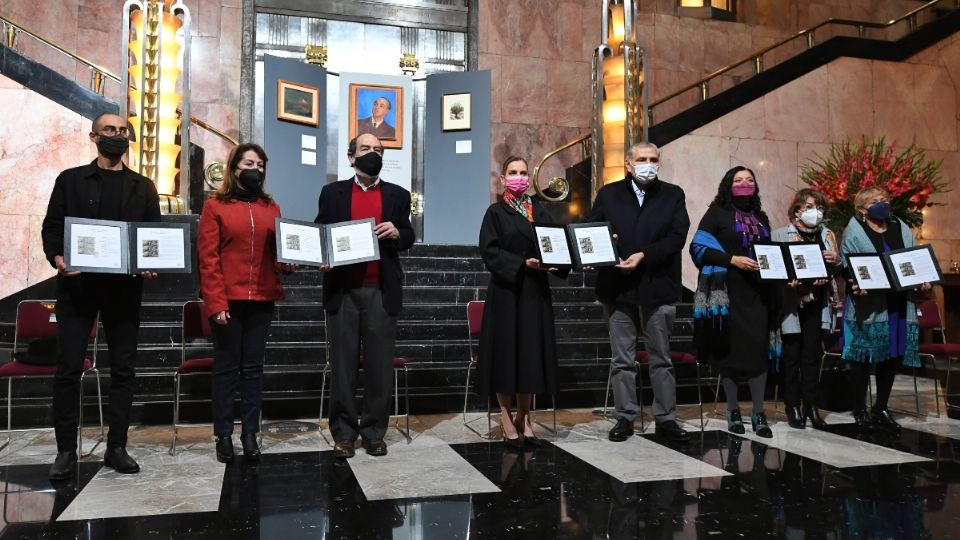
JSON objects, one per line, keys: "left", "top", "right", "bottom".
{"left": 799, "top": 208, "right": 823, "bottom": 228}
{"left": 632, "top": 163, "right": 658, "bottom": 183}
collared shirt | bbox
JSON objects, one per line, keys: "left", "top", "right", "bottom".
{"left": 354, "top": 174, "right": 382, "bottom": 192}
{"left": 631, "top": 179, "right": 645, "bottom": 208}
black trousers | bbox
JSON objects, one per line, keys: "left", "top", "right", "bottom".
{"left": 53, "top": 275, "right": 142, "bottom": 452}
{"left": 781, "top": 303, "right": 823, "bottom": 408}
{"left": 850, "top": 358, "right": 901, "bottom": 412}
{"left": 210, "top": 300, "right": 274, "bottom": 437}
{"left": 327, "top": 286, "right": 397, "bottom": 443}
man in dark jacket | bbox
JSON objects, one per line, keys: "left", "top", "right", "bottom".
{"left": 315, "top": 133, "right": 414, "bottom": 459}
{"left": 586, "top": 142, "right": 691, "bottom": 442}
{"left": 41, "top": 112, "right": 161, "bottom": 479}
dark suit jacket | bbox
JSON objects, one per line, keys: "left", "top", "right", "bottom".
{"left": 41, "top": 160, "right": 161, "bottom": 301}
{"left": 356, "top": 117, "right": 396, "bottom": 140}
{"left": 314, "top": 178, "right": 415, "bottom": 315}
{"left": 585, "top": 176, "right": 690, "bottom": 306}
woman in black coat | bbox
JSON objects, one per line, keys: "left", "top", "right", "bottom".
{"left": 478, "top": 156, "right": 567, "bottom": 448}
{"left": 693, "top": 166, "right": 773, "bottom": 438}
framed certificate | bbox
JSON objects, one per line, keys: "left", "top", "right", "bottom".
{"left": 786, "top": 242, "right": 829, "bottom": 281}
{"left": 64, "top": 217, "right": 130, "bottom": 274}
{"left": 276, "top": 218, "right": 326, "bottom": 267}
{"left": 753, "top": 243, "right": 790, "bottom": 281}
{"left": 565, "top": 222, "right": 618, "bottom": 269}
{"left": 883, "top": 244, "right": 943, "bottom": 291}
{"left": 130, "top": 222, "right": 192, "bottom": 273}
{"left": 325, "top": 218, "right": 381, "bottom": 267}
{"left": 533, "top": 223, "right": 572, "bottom": 267}
{"left": 846, "top": 253, "right": 892, "bottom": 290}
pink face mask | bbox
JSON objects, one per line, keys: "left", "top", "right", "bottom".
{"left": 504, "top": 175, "right": 530, "bottom": 194}
{"left": 731, "top": 183, "right": 756, "bottom": 197}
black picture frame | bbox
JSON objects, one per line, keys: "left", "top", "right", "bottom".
{"left": 324, "top": 217, "right": 381, "bottom": 267}
{"left": 752, "top": 242, "right": 791, "bottom": 281}
{"left": 532, "top": 222, "right": 573, "bottom": 268}
{"left": 785, "top": 241, "right": 830, "bottom": 281}
{"left": 275, "top": 217, "right": 327, "bottom": 267}
{"left": 564, "top": 222, "right": 618, "bottom": 270}
{"left": 64, "top": 217, "right": 130, "bottom": 274}
{"left": 881, "top": 244, "right": 944, "bottom": 292}
{"left": 129, "top": 221, "right": 193, "bottom": 274}
{"left": 845, "top": 252, "right": 893, "bottom": 291}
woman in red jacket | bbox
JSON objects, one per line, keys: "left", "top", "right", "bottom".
{"left": 198, "top": 143, "right": 295, "bottom": 463}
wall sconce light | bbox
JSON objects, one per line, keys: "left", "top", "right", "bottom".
{"left": 122, "top": 0, "right": 192, "bottom": 213}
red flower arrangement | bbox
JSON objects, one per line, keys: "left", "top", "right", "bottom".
{"left": 800, "top": 137, "right": 948, "bottom": 231}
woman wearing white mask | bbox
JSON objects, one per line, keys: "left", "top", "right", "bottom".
{"left": 772, "top": 189, "right": 839, "bottom": 430}
{"left": 477, "top": 155, "right": 568, "bottom": 449}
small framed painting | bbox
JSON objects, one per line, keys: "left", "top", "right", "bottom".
{"left": 277, "top": 80, "right": 320, "bottom": 127}
{"left": 442, "top": 92, "right": 471, "bottom": 132}
{"left": 349, "top": 83, "right": 404, "bottom": 149}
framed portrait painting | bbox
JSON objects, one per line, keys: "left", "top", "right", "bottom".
{"left": 442, "top": 93, "right": 471, "bottom": 132}
{"left": 348, "top": 83, "right": 404, "bottom": 149}
{"left": 277, "top": 80, "right": 320, "bottom": 127}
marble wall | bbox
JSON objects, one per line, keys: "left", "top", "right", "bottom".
{"left": 660, "top": 32, "right": 960, "bottom": 289}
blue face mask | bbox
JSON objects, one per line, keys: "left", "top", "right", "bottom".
{"left": 867, "top": 201, "right": 891, "bottom": 221}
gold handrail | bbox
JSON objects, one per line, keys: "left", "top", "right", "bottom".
{"left": 531, "top": 133, "right": 590, "bottom": 202}
{"left": 649, "top": 0, "right": 953, "bottom": 111}
{"left": 0, "top": 14, "right": 239, "bottom": 147}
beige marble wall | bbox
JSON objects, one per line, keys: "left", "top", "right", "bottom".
{"left": 661, "top": 32, "right": 960, "bottom": 290}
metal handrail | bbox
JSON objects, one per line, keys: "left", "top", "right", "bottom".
{"left": 649, "top": 0, "right": 954, "bottom": 111}
{"left": 531, "top": 133, "right": 590, "bottom": 202}
{"left": 0, "top": 14, "right": 239, "bottom": 146}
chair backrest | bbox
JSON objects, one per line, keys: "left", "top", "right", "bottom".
{"left": 183, "top": 300, "right": 212, "bottom": 340}
{"left": 466, "top": 301, "right": 485, "bottom": 337}
{"left": 917, "top": 299, "right": 943, "bottom": 331}
{"left": 14, "top": 300, "right": 97, "bottom": 360}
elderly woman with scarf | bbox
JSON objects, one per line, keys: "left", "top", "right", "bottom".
{"left": 477, "top": 156, "right": 568, "bottom": 449}
{"left": 690, "top": 166, "right": 773, "bottom": 438}
{"left": 840, "top": 186, "right": 931, "bottom": 432}
{"left": 772, "top": 189, "right": 840, "bottom": 430}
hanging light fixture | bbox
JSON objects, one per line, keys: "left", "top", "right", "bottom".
{"left": 121, "top": 0, "right": 192, "bottom": 213}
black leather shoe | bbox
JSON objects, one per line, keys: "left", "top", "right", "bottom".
{"left": 48, "top": 451, "right": 77, "bottom": 481}
{"left": 241, "top": 434, "right": 261, "bottom": 461}
{"left": 726, "top": 409, "right": 746, "bottom": 434}
{"left": 655, "top": 420, "right": 689, "bottom": 441}
{"left": 103, "top": 447, "right": 140, "bottom": 474}
{"left": 608, "top": 417, "right": 635, "bottom": 442}
{"left": 751, "top": 411, "right": 773, "bottom": 438}
{"left": 804, "top": 403, "right": 828, "bottom": 430}
{"left": 786, "top": 406, "right": 805, "bottom": 429}
{"left": 871, "top": 408, "right": 901, "bottom": 432}
{"left": 522, "top": 434, "right": 544, "bottom": 447}
{"left": 333, "top": 440, "right": 356, "bottom": 459}
{"left": 853, "top": 409, "right": 875, "bottom": 432}
{"left": 363, "top": 439, "right": 388, "bottom": 456}
{"left": 216, "top": 437, "right": 234, "bottom": 463}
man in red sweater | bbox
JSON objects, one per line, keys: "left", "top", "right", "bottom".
{"left": 315, "top": 133, "right": 415, "bottom": 458}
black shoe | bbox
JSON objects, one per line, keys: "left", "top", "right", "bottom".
{"left": 333, "top": 440, "right": 356, "bottom": 459}
{"left": 853, "top": 409, "right": 875, "bottom": 432}
{"left": 48, "top": 451, "right": 78, "bottom": 481}
{"left": 726, "top": 409, "right": 745, "bottom": 434}
{"left": 216, "top": 436, "right": 235, "bottom": 463}
{"left": 751, "top": 411, "right": 773, "bottom": 438}
{"left": 503, "top": 435, "right": 524, "bottom": 451}
{"left": 363, "top": 439, "right": 388, "bottom": 456}
{"left": 655, "top": 420, "right": 690, "bottom": 441}
{"left": 804, "top": 403, "right": 828, "bottom": 430}
{"left": 871, "top": 408, "right": 901, "bottom": 432}
{"left": 786, "top": 406, "right": 805, "bottom": 429}
{"left": 103, "top": 447, "right": 140, "bottom": 474}
{"left": 241, "top": 434, "right": 260, "bottom": 461}
{"left": 522, "top": 434, "right": 544, "bottom": 447}
{"left": 608, "top": 417, "right": 635, "bottom": 442}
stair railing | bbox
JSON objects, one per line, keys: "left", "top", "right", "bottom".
{"left": 0, "top": 14, "right": 238, "bottom": 147}
{"left": 531, "top": 133, "right": 591, "bottom": 202}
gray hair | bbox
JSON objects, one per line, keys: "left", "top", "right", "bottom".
{"left": 627, "top": 141, "right": 660, "bottom": 159}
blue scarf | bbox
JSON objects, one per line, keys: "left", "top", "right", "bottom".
{"left": 689, "top": 230, "right": 729, "bottom": 319}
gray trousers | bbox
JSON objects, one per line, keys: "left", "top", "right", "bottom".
{"left": 327, "top": 286, "right": 397, "bottom": 442}
{"left": 605, "top": 302, "right": 677, "bottom": 423}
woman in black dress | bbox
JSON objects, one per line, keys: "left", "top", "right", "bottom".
{"left": 478, "top": 156, "right": 567, "bottom": 448}
{"left": 692, "top": 166, "right": 773, "bottom": 438}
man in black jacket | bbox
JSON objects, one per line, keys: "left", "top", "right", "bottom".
{"left": 315, "top": 133, "right": 415, "bottom": 459}
{"left": 41, "top": 112, "right": 161, "bottom": 479}
{"left": 586, "top": 142, "right": 691, "bottom": 442}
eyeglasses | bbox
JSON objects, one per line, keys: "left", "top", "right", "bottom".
{"left": 99, "top": 125, "right": 129, "bottom": 137}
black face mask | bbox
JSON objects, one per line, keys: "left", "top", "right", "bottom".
{"left": 237, "top": 169, "right": 264, "bottom": 192}
{"left": 97, "top": 134, "right": 129, "bottom": 158}
{"left": 353, "top": 151, "right": 383, "bottom": 178}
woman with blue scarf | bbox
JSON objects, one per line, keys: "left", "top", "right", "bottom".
{"left": 690, "top": 166, "right": 773, "bottom": 438}
{"left": 840, "top": 186, "right": 931, "bottom": 432}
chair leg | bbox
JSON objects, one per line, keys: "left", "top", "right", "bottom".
{"left": 78, "top": 372, "right": 85, "bottom": 457}
{"left": 2, "top": 379, "right": 12, "bottom": 452}
{"left": 602, "top": 361, "right": 614, "bottom": 419}
{"left": 462, "top": 361, "right": 473, "bottom": 423}
{"left": 169, "top": 372, "right": 181, "bottom": 456}
{"left": 552, "top": 393, "right": 557, "bottom": 434}
{"left": 913, "top": 367, "right": 921, "bottom": 418}
{"left": 696, "top": 363, "right": 705, "bottom": 431}
{"left": 319, "top": 366, "right": 330, "bottom": 446}
{"left": 94, "top": 369, "right": 104, "bottom": 441}
{"left": 713, "top": 376, "right": 722, "bottom": 416}
{"left": 404, "top": 367, "right": 410, "bottom": 437}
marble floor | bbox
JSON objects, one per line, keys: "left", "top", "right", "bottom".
{"left": 1, "top": 376, "right": 959, "bottom": 539}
